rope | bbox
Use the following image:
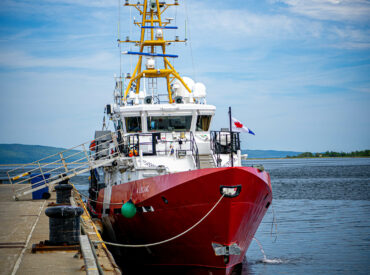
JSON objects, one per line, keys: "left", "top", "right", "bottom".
{"left": 270, "top": 203, "right": 278, "bottom": 242}
{"left": 94, "top": 194, "right": 225, "bottom": 248}
{"left": 77, "top": 190, "right": 124, "bottom": 205}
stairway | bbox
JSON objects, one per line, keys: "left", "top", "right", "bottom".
{"left": 7, "top": 131, "right": 123, "bottom": 200}
{"left": 199, "top": 154, "right": 216, "bottom": 169}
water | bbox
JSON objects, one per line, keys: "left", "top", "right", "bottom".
{"left": 243, "top": 158, "right": 370, "bottom": 275}
{"left": 1, "top": 157, "right": 369, "bottom": 274}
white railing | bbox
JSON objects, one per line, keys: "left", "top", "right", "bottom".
{"left": 7, "top": 131, "right": 122, "bottom": 200}
{"left": 7, "top": 129, "right": 201, "bottom": 200}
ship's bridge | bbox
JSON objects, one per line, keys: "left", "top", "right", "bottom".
{"left": 111, "top": 103, "right": 216, "bottom": 134}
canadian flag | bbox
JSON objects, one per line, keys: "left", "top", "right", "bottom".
{"left": 232, "top": 117, "right": 255, "bottom": 135}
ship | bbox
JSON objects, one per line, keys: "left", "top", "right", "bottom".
{"left": 86, "top": 1, "right": 273, "bottom": 274}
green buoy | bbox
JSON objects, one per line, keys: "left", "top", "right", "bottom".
{"left": 121, "top": 200, "right": 137, "bottom": 218}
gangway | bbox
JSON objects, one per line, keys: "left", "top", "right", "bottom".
{"left": 7, "top": 131, "right": 123, "bottom": 201}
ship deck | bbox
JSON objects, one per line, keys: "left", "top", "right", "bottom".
{"left": 0, "top": 184, "right": 120, "bottom": 275}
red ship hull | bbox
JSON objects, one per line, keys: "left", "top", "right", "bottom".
{"left": 95, "top": 167, "right": 272, "bottom": 274}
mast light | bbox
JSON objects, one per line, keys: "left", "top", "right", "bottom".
{"left": 156, "top": 29, "right": 163, "bottom": 39}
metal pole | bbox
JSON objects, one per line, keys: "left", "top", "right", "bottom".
{"left": 229, "top": 106, "right": 234, "bottom": 167}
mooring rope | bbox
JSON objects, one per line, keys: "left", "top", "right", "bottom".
{"left": 93, "top": 194, "right": 225, "bottom": 248}
{"left": 270, "top": 203, "right": 278, "bottom": 242}
{"left": 76, "top": 190, "right": 124, "bottom": 205}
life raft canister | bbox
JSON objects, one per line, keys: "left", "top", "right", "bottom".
{"left": 89, "top": 140, "right": 96, "bottom": 151}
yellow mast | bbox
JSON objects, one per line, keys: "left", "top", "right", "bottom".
{"left": 121, "top": 0, "right": 192, "bottom": 104}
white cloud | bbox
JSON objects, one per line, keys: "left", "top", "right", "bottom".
{"left": 1, "top": 0, "right": 117, "bottom": 9}
{"left": 276, "top": 0, "right": 370, "bottom": 22}
{"left": 178, "top": 1, "right": 370, "bottom": 50}
{"left": 0, "top": 50, "right": 117, "bottom": 70}
{"left": 179, "top": 3, "right": 306, "bottom": 49}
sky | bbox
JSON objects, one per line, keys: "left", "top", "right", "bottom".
{"left": 0, "top": 0, "right": 369, "bottom": 152}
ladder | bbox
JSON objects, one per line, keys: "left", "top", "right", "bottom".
{"left": 7, "top": 132, "right": 123, "bottom": 201}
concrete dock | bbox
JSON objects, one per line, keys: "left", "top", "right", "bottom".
{"left": 0, "top": 184, "right": 121, "bottom": 275}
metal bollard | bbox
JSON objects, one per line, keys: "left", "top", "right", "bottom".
{"left": 54, "top": 184, "right": 73, "bottom": 204}
{"left": 45, "top": 206, "right": 83, "bottom": 245}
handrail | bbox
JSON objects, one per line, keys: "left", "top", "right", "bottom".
{"left": 210, "top": 131, "right": 240, "bottom": 167}
{"left": 210, "top": 131, "right": 221, "bottom": 167}
{"left": 7, "top": 129, "right": 203, "bottom": 200}
{"left": 190, "top": 132, "right": 200, "bottom": 169}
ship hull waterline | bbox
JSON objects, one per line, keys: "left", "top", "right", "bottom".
{"left": 94, "top": 166, "right": 272, "bottom": 274}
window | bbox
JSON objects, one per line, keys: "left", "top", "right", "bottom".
{"left": 147, "top": 116, "right": 192, "bottom": 132}
{"left": 117, "top": 120, "right": 123, "bottom": 130}
{"left": 125, "top": 117, "right": 142, "bottom": 132}
{"left": 196, "top": 115, "right": 212, "bottom": 131}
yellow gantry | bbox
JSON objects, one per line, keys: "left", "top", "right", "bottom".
{"left": 121, "top": 0, "right": 191, "bottom": 104}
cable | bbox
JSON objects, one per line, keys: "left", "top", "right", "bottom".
{"left": 94, "top": 194, "right": 225, "bottom": 248}
{"left": 77, "top": 189, "right": 124, "bottom": 205}
{"left": 118, "top": 0, "right": 122, "bottom": 77}
{"left": 184, "top": 0, "right": 196, "bottom": 80}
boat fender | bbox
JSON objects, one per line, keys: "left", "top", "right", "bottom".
{"left": 121, "top": 200, "right": 137, "bottom": 218}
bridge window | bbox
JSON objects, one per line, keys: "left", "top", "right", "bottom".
{"left": 125, "top": 117, "right": 142, "bottom": 132}
{"left": 147, "top": 116, "right": 192, "bottom": 132}
{"left": 196, "top": 115, "right": 212, "bottom": 131}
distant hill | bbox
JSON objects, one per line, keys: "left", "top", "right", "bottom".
{"left": 242, "top": 149, "right": 301, "bottom": 159}
{"left": 287, "top": 150, "right": 370, "bottom": 158}
{"left": 0, "top": 144, "right": 301, "bottom": 164}
{"left": 0, "top": 144, "right": 79, "bottom": 164}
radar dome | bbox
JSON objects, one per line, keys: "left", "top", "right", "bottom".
{"left": 172, "top": 77, "right": 195, "bottom": 98}
{"left": 193, "top": 82, "right": 206, "bottom": 98}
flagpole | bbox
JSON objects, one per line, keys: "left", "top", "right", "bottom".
{"left": 228, "top": 106, "right": 234, "bottom": 167}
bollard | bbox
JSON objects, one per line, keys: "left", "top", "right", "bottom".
{"left": 45, "top": 206, "right": 83, "bottom": 245}
{"left": 54, "top": 184, "right": 73, "bottom": 204}
{"left": 59, "top": 173, "right": 69, "bottom": 184}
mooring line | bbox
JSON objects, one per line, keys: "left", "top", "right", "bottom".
{"left": 94, "top": 194, "right": 225, "bottom": 248}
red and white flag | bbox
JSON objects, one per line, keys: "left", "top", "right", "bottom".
{"left": 232, "top": 117, "right": 255, "bottom": 135}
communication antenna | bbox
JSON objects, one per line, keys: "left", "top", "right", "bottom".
{"left": 184, "top": 0, "right": 196, "bottom": 80}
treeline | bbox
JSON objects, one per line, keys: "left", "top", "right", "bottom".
{"left": 286, "top": 150, "right": 370, "bottom": 158}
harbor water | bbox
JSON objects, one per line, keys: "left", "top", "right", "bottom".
{"left": 1, "top": 157, "right": 369, "bottom": 274}
{"left": 243, "top": 158, "right": 370, "bottom": 275}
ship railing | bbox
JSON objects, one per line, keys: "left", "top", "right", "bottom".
{"left": 210, "top": 131, "right": 240, "bottom": 167}
{"left": 7, "top": 129, "right": 201, "bottom": 200}
{"left": 119, "top": 131, "right": 200, "bottom": 168}
{"left": 7, "top": 131, "right": 125, "bottom": 200}
{"left": 190, "top": 131, "right": 200, "bottom": 169}
{"left": 123, "top": 93, "right": 171, "bottom": 106}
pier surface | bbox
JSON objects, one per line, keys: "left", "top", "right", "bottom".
{"left": 0, "top": 184, "right": 120, "bottom": 275}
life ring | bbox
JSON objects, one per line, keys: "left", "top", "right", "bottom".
{"left": 89, "top": 140, "right": 96, "bottom": 151}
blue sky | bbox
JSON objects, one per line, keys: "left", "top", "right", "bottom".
{"left": 0, "top": 0, "right": 369, "bottom": 152}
